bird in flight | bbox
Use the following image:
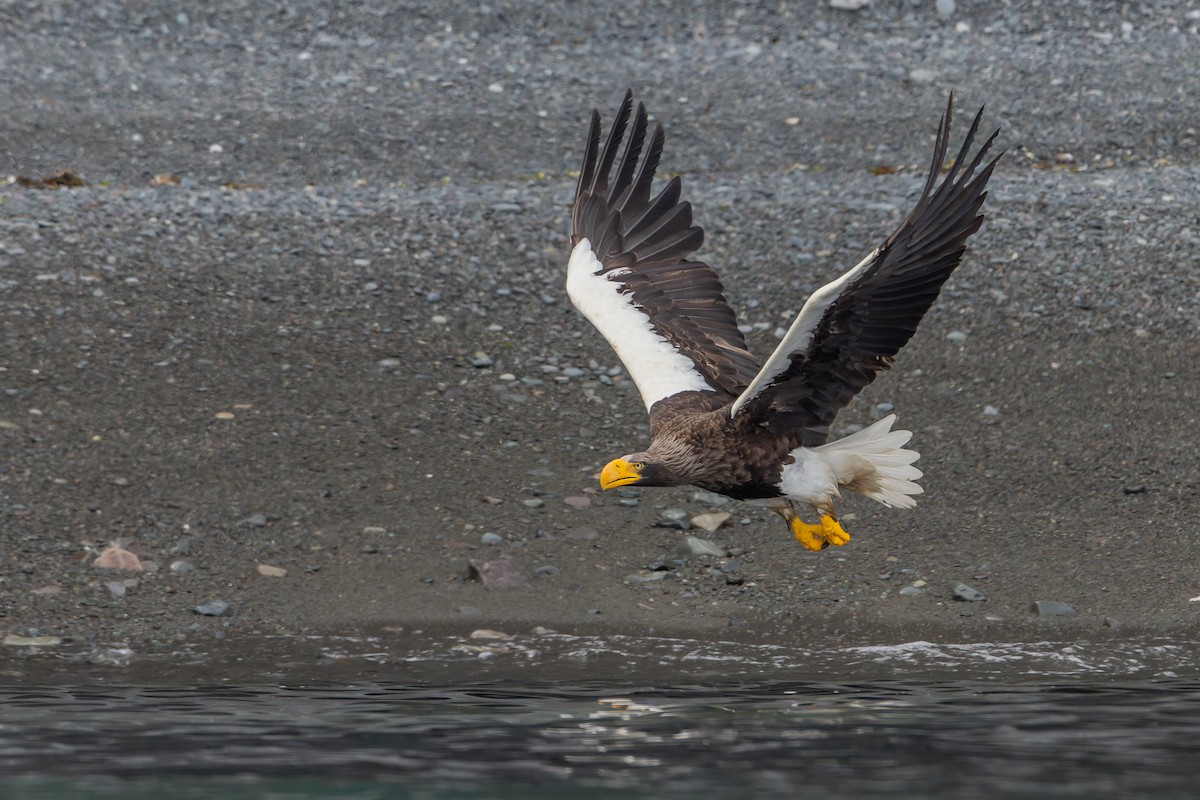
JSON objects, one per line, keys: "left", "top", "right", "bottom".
{"left": 567, "top": 91, "right": 1000, "bottom": 550}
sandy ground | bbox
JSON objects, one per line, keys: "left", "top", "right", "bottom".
{"left": 1, "top": 1, "right": 1199, "bottom": 679}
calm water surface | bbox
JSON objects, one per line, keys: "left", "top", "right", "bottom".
{"left": 2, "top": 631, "right": 1198, "bottom": 798}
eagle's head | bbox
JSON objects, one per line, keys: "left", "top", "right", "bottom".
{"left": 599, "top": 454, "right": 679, "bottom": 489}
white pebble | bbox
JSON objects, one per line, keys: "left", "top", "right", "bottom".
{"left": 208, "top": 143, "right": 224, "bottom": 154}
{"left": 936, "top": 0, "right": 955, "bottom": 18}
{"left": 947, "top": 330, "right": 968, "bottom": 343}
{"left": 488, "top": 82, "right": 503, "bottom": 93}
{"left": 983, "top": 405, "right": 999, "bottom": 416}
{"left": 431, "top": 315, "right": 448, "bottom": 325}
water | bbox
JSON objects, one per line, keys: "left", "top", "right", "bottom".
{"left": 2, "top": 631, "right": 1198, "bottom": 798}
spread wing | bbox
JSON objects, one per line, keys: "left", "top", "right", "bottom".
{"left": 729, "top": 95, "right": 1002, "bottom": 444}
{"left": 567, "top": 90, "right": 760, "bottom": 412}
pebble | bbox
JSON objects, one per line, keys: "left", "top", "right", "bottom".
{"left": 655, "top": 508, "right": 691, "bottom": 530}
{"left": 257, "top": 564, "right": 287, "bottom": 577}
{"left": 563, "top": 495, "right": 592, "bottom": 509}
{"left": 469, "top": 352, "right": 494, "bottom": 368}
{"left": 691, "top": 490, "right": 729, "bottom": 506}
{"left": 239, "top": 513, "right": 268, "bottom": 527}
{"left": 675, "top": 536, "right": 727, "bottom": 558}
{"left": 469, "top": 629, "right": 512, "bottom": 640}
{"left": 467, "top": 558, "right": 528, "bottom": 589}
{"left": 936, "top": 0, "right": 956, "bottom": 18}
{"left": 691, "top": 511, "right": 732, "bottom": 532}
{"left": 170, "top": 560, "right": 195, "bottom": 574}
{"left": 909, "top": 67, "right": 937, "bottom": 84}
{"left": 953, "top": 582, "right": 987, "bottom": 602}
{"left": 480, "top": 532, "right": 504, "bottom": 545}
{"left": 534, "top": 565, "right": 561, "bottom": 578}
{"left": 1032, "top": 600, "right": 1077, "bottom": 616}
{"left": 105, "top": 580, "right": 127, "bottom": 597}
{"left": 899, "top": 586, "right": 924, "bottom": 596}
{"left": 3, "top": 634, "right": 62, "bottom": 647}
{"left": 947, "top": 330, "right": 969, "bottom": 343}
{"left": 94, "top": 546, "right": 143, "bottom": 571}
{"left": 565, "top": 527, "right": 599, "bottom": 541}
{"left": 521, "top": 498, "right": 544, "bottom": 509}
{"left": 194, "top": 600, "right": 231, "bottom": 617}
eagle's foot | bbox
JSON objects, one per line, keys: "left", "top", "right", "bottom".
{"left": 788, "top": 517, "right": 829, "bottom": 551}
{"left": 819, "top": 514, "right": 850, "bottom": 547}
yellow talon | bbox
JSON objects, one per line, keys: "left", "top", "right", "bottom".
{"left": 789, "top": 517, "right": 828, "bottom": 551}
{"left": 773, "top": 505, "right": 850, "bottom": 551}
{"left": 819, "top": 514, "right": 850, "bottom": 547}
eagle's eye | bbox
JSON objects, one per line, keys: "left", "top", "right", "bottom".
{"left": 632, "top": 462, "right": 645, "bottom": 471}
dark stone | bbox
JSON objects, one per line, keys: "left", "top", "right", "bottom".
{"left": 952, "top": 582, "right": 987, "bottom": 602}
{"left": 1032, "top": 600, "right": 1076, "bottom": 616}
{"left": 194, "top": 600, "right": 230, "bottom": 617}
{"left": 467, "top": 559, "right": 529, "bottom": 589}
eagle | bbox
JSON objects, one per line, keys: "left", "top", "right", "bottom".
{"left": 567, "top": 91, "right": 1000, "bottom": 550}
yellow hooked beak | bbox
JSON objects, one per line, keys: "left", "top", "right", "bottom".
{"left": 599, "top": 458, "right": 642, "bottom": 490}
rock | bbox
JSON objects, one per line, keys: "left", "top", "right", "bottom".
{"left": 563, "top": 495, "right": 592, "bottom": 509}
{"left": 691, "top": 490, "right": 729, "bottom": 506}
{"left": 909, "top": 67, "right": 937, "bottom": 84}
{"left": 627, "top": 571, "right": 668, "bottom": 584}
{"left": 534, "top": 565, "right": 560, "bottom": 578}
{"left": 829, "top": 0, "right": 869, "bottom": 8}
{"left": 467, "top": 559, "right": 529, "bottom": 589}
{"left": 480, "top": 532, "right": 504, "bottom": 545}
{"left": 194, "top": 600, "right": 231, "bottom": 617}
{"left": 1124, "top": 485, "right": 1146, "bottom": 495}
{"left": 952, "top": 582, "right": 987, "bottom": 602}
{"left": 936, "top": 0, "right": 956, "bottom": 18}
{"left": 565, "top": 527, "right": 599, "bottom": 541}
{"left": 947, "top": 330, "right": 969, "bottom": 343}
{"left": 655, "top": 508, "right": 691, "bottom": 530}
{"left": 675, "top": 536, "right": 727, "bottom": 558}
{"left": 105, "top": 581, "right": 127, "bottom": 597}
{"left": 469, "top": 629, "right": 512, "bottom": 640}
{"left": 169, "top": 560, "right": 195, "bottom": 574}
{"left": 1032, "top": 600, "right": 1076, "bottom": 616}
{"left": 458, "top": 606, "right": 483, "bottom": 616}
{"left": 521, "top": 498, "right": 544, "bottom": 508}
{"left": 899, "top": 586, "right": 924, "bottom": 596}
{"left": 94, "top": 546, "right": 143, "bottom": 571}
{"left": 3, "top": 634, "right": 62, "bottom": 647}
{"left": 725, "top": 574, "right": 745, "bottom": 586}
{"left": 257, "top": 564, "right": 287, "bottom": 577}
{"left": 469, "top": 352, "right": 494, "bottom": 368}
{"left": 690, "top": 511, "right": 732, "bottom": 532}
{"left": 238, "top": 513, "right": 268, "bottom": 527}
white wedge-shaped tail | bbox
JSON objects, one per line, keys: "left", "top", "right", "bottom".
{"left": 814, "top": 414, "right": 924, "bottom": 508}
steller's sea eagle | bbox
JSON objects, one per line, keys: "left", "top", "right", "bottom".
{"left": 567, "top": 91, "right": 1001, "bottom": 550}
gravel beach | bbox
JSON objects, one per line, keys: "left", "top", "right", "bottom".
{"left": 2, "top": 0, "right": 1199, "bottom": 679}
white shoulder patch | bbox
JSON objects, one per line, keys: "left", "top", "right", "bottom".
{"left": 729, "top": 248, "right": 879, "bottom": 418}
{"left": 567, "top": 238, "right": 713, "bottom": 411}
